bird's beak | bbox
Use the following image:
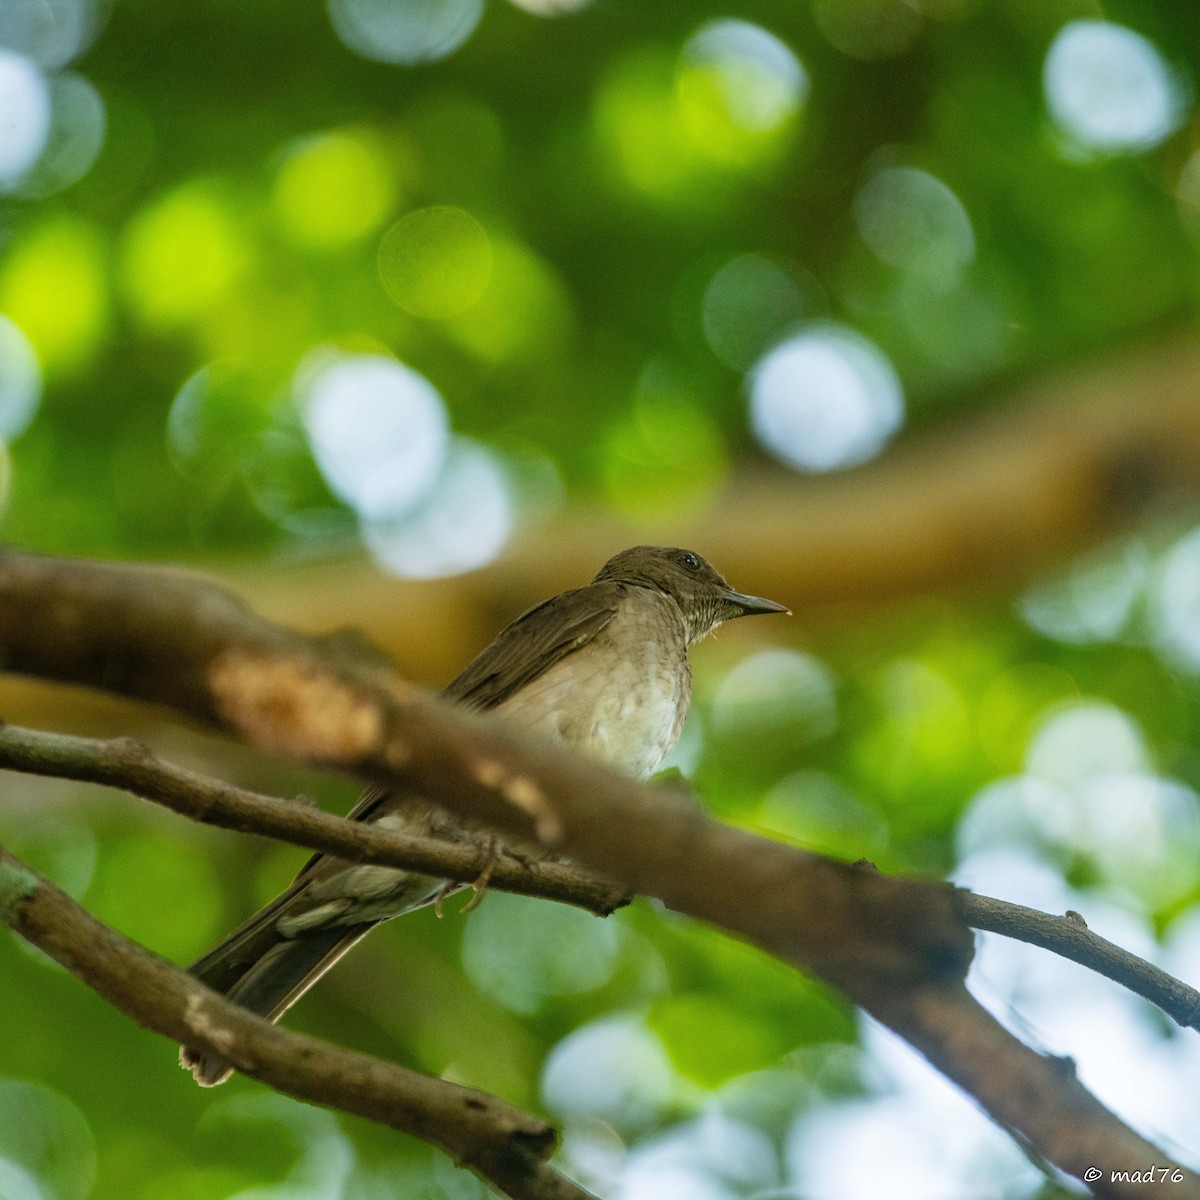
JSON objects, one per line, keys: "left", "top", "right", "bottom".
{"left": 722, "top": 589, "right": 791, "bottom": 618}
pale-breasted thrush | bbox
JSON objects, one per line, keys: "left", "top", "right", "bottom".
{"left": 181, "top": 545, "right": 788, "bottom": 1084}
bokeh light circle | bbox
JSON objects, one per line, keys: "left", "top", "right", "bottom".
{"left": 1044, "top": 20, "right": 1184, "bottom": 153}
{"left": 1025, "top": 701, "right": 1147, "bottom": 786}
{"left": 362, "top": 438, "right": 512, "bottom": 578}
{"left": 0, "top": 1080, "right": 96, "bottom": 1200}
{"left": 272, "top": 131, "right": 393, "bottom": 249}
{"left": 748, "top": 324, "right": 904, "bottom": 472}
{"left": 0, "top": 216, "right": 108, "bottom": 374}
{"left": 297, "top": 351, "right": 449, "bottom": 521}
{"left": 0, "top": 315, "right": 43, "bottom": 440}
{"left": 0, "top": 49, "right": 51, "bottom": 187}
{"left": 16, "top": 72, "right": 107, "bottom": 197}
{"left": 0, "top": 0, "right": 106, "bottom": 70}
{"left": 461, "top": 891, "right": 620, "bottom": 1013}
{"left": 378, "top": 205, "right": 493, "bottom": 318}
{"left": 327, "top": 0, "right": 483, "bottom": 65}
{"left": 680, "top": 19, "right": 807, "bottom": 135}
{"left": 1018, "top": 541, "right": 1148, "bottom": 646}
{"left": 712, "top": 649, "right": 837, "bottom": 741}
{"left": 854, "top": 166, "right": 974, "bottom": 283}
{"left": 676, "top": 19, "right": 807, "bottom": 170}
{"left": 542, "top": 1016, "right": 676, "bottom": 1132}
{"left": 119, "top": 183, "right": 251, "bottom": 330}
{"left": 702, "top": 253, "right": 809, "bottom": 371}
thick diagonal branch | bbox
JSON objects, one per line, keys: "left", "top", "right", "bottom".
{"left": 0, "top": 848, "right": 596, "bottom": 1200}
{"left": 0, "top": 546, "right": 970, "bottom": 990}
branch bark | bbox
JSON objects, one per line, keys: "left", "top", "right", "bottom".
{"left": 960, "top": 892, "right": 1200, "bottom": 1030}
{"left": 0, "top": 547, "right": 975, "bottom": 993}
{"left": 4, "top": 719, "right": 1194, "bottom": 1045}
{"left": 2, "top": 546, "right": 1197, "bottom": 1197}
{"left": 0, "top": 722, "right": 628, "bottom": 917}
{"left": 0, "top": 848, "right": 596, "bottom": 1200}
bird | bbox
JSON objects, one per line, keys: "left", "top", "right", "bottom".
{"left": 181, "top": 545, "right": 789, "bottom": 1084}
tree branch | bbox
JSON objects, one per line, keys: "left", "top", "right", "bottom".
{"left": 863, "top": 980, "right": 1196, "bottom": 1200}
{"left": 0, "top": 722, "right": 628, "bottom": 917}
{"left": 3, "top": 711, "right": 1192, "bottom": 1041}
{"left": 0, "top": 847, "right": 597, "bottom": 1200}
{"left": 2, "top": 546, "right": 1197, "bottom": 1195}
{"left": 960, "top": 892, "right": 1200, "bottom": 1031}
{"left": 5, "top": 713, "right": 1196, "bottom": 1168}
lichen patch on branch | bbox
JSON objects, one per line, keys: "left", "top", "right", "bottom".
{"left": 208, "top": 649, "right": 383, "bottom": 762}
{"left": 470, "top": 757, "right": 562, "bottom": 844}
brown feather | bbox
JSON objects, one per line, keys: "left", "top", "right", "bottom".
{"left": 442, "top": 582, "right": 627, "bottom": 711}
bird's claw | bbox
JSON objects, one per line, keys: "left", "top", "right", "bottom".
{"left": 459, "top": 834, "right": 500, "bottom": 914}
{"left": 432, "top": 879, "right": 463, "bottom": 919}
{"left": 431, "top": 834, "right": 501, "bottom": 917}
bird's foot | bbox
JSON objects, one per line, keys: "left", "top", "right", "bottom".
{"left": 431, "top": 833, "right": 501, "bottom": 917}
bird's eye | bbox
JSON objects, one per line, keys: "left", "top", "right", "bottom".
{"left": 680, "top": 551, "right": 700, "bottom": 570}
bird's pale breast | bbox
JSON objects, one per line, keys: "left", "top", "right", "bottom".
{"left": 493, "top": 592, "right": 691, "bottom": 781}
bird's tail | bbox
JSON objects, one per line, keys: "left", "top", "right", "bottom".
{"left": 179, "top": 888, "right": 378, "bottom": 1087}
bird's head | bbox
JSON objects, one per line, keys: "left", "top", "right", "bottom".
{"left": 594, "top": 546, "right": 790, "bottom": 644}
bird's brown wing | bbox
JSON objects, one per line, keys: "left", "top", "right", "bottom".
{"left": 442, "top": 580, "right": 628, "bottom": 712}
{"left": 281, "top": 583, "right": 626, "bottom": 881}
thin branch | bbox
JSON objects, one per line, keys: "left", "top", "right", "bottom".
{"left": 3, "top": 547, "right": 1198, "bottom": 1195}
{"left": 960, "top": 892, "right": 1200, "bottom": 1031}
{"left": 0, "top": 847, "right": 596, "bottom": 1200}
{"left": 0, "top": 722, "right": 628, "bottom": 917}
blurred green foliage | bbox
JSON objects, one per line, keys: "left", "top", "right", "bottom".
{"left": 3, "top": 0, "right": 1200, "bottom": 1197}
